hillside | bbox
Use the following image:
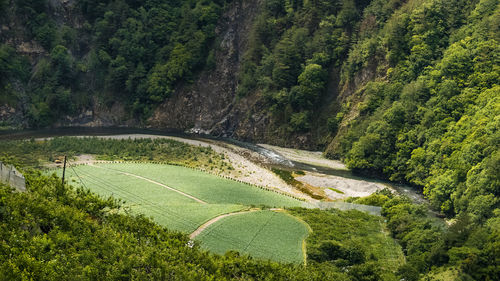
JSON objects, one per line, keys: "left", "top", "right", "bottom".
{"left": 0, "top": 137, "right": 408, "bottom": 280}
{"left": 0, "top": 0, "right": 499, "bottom": 279}
{"left": 2, "top": 0, "right": 498, "bottom": 216}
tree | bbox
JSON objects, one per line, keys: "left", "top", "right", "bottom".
{"left": 50, "top": 45, "right": 73, "bottom": 85}
{"left": 292, "top": 63, "right": 327, "bottom": 110}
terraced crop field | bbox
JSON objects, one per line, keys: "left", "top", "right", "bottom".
{"left": 52, "top": 163, "right": 309, "bottom": 263}
{"left": 97, "top": 163, "right": 305, "bottom": 207}
{"left": 56, "top": 164, "right": 247, "bottom": 232}
{"left": 195, "top": 210, "right": 310, "bottom": 264}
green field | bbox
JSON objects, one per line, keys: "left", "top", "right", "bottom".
{"left": 50, "top": 162, "right": 309, "bottom": 262}
{"left": 195, "top": 210, "right": 310, "bottom": 264}
{"left": 57, "top": 164, "right": 247, "bottom": 232}
{"left": 97, "top": 163, "right": 305, "bottom": 207}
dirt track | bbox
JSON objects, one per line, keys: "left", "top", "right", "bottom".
{"left": 189, "top": 209, "right": 258, "bottom": 239}
{"left": 90, "top": 163, "right": 208, "bottom": 204}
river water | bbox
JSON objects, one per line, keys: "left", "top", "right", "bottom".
{"left": 0, "top": 127, "right": 426, "bottom": 203}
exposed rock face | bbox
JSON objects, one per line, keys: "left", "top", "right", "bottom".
{"left": 325, "top": 60, "right": 383, "bottom": 158}
{"left": 149, "top": 0, "right": 330, "bottom": 149}
{"left": 149, "top": 0, "right": 260, "bottom": 136}
{"left": 1, "top": 0, "right": 371, "bottom": 150}
{"left": 0, "top": 105, "right": 17, "bottom": 122}
{"left": 55, "top": 97, "right": 137, "bottom": 128}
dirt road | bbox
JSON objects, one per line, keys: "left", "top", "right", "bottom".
{"left": 189, "top": 209, "right": 259, "bottom": 239}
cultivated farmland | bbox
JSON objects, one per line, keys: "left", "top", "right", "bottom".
{"left": 52, "top": 162, "right": 310, "bottom": 262}
{"left": 195, "top": 210, "right": 310, "bottom": 264}
{"left": 96, "top": 163, "right": 306, "bottom": 207}
{"left": 57, "top": 164, "right": 247, "bottom": 232}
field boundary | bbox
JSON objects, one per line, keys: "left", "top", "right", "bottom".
{"left": 189, "top": 209, "right": 258, "bottom": 239}
{"left": 45, "top": 160, "right": 307, "bottom": 202}
{"left": 89, "top": 164, "right": 208, "bottom": 204}
{"left": 273, "top": 209, "right": 312, "bottom": 265}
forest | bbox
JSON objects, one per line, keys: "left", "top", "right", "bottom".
{"left": 0, "top": 0, "right": 498, "bottom": 279}
{"left": 235, "top": 0, "right": 499, "bottom": 278}
{"left": 0, "top": 136, "right": 497, "bottom": 280}
{"left": 1, "top": 0, "right": 228, "bottom": 126}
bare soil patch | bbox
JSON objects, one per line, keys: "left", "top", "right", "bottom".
{"left": 258, "top": 144, "right": 348, "bottom": 170}
{"left": 295, "top": 172, "right": 389, "bottom": 200}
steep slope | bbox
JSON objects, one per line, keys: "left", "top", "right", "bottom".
{"left": 148, "top": 0, "right": 260, "bottom": 135}
{"left": 327, "top": 0, "right": 499, "bottom": 217}
{"left": 1, "top": 0, "right": 233, "bottom": 127}
{"left": 1, "top": 0, "right": 498, "bottom": 211}
{"left": 150, "top": 0, "right": 498, "bottom": 221}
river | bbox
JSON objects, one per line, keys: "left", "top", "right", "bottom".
{"left": 0, "top": 127, "right": 426, "bottom": 203}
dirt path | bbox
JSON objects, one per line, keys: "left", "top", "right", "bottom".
{"left": 189, "top": 209, "right": 259, "bottom": 239}
{"left": 89, "top": 163, "right": 208, "bottom": 204}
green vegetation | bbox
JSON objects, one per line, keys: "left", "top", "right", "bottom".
{"left": 322, "top": 1, "right": 498, "bottom": 278}
{"left": 49, "top": 162, "right": 307, "bottom": 260}
{"left": 0, "top": 0, "right": 229, "bottom": 126}
{"left": 236, "top": 0, "right": 499, "bottom": 253}
{"left": 196, "top": 210, "right": 309, "bottom": 264}
{"left": 0, "top": 44, "right": 30, "bottom": 107}
{"left": 95, "top": 163, "right": 305, "bottom": 207}
{"left": 0, "top": 0, "right": 498, "bottom": 277}
{"left": 0, "top": 137, "right": 230, "bottom": 171}
{"left": 53, "top": 163, "right": 306, "bottom": 231}
{"left": 328, "top": 187, "right": 345, "bottom": 194}
{"left": 323, "top": 1, "right": 500, "bottom": 277}
{"left": 56, "top": 164, "right": 245, "bottom": 232}
{"left": 289, "top": 207, "right": 405, "bottom": 281}
{"left": 334, "top": 0, "right": 499, "bottom": 219}
{"left": 346, "top": 189, "right": 392, "bottom": 206}
{"left": 271, "top": 168, "right": 323, "bottom": 199}
{"left": 0, "top": 164, "right": 403, "bottom": 279}
{"left": 1, "top": 173, "right": 357, "bottom": 280}
{"left": 237, "top": 0, "right": 369, "bottom": 134}
{"left": 349, "top": 191, "right": 499, "bottom": 280}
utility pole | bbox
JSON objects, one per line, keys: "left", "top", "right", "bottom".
{"left": 61, "top": 155, "right": 67, "bottom": 186}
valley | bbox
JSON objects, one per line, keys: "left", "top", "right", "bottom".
{"left": 35, "top": 131, "right": 404, "bottom": 264}
{"left": 0, "top": 0, "right": 498, "bottom": 279}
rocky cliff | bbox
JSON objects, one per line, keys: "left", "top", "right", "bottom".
{"left": 149, "top": 0, "right": 261, "bottom": 137}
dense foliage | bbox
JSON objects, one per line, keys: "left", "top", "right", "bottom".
{"left": 1, "top": 0, "right": 498, "bottom": 279}
{"left": 304, "top": 1, "right": 498, "bottom": 278}
{"left": 0, "top": 137, "right": 229, "bottom": 170}
{"left": 289, "top": 207, "right": 404, "bottom": 281}
{"left": 379, "top": 193, "right": 499, "bottom": 280}
{"left": 0, "top": 174, "right": 329, "bottom": 280}
{"left": 0, "top": 170, "right": 412, "bottom": 280}
{"left": 237, "top": 0, "right": 371, "bottom": 134}
{"left": 0, "top": 0, "right": 228, "bottom": 126}
{"left": 331, "top": 0, "right": 499, "bottom": 219}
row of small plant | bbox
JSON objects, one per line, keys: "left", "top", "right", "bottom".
{"left": 45, "top": 160, "right": 307, "bottom": 203}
